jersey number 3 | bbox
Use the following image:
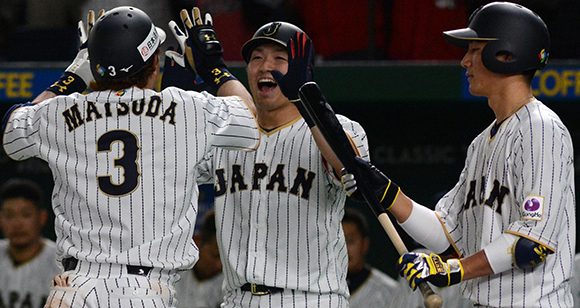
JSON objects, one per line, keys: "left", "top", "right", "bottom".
{"left": 97, "top": 130, "right": 140, "bottom": 196}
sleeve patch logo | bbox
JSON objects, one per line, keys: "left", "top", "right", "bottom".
{"left": 522, "top": 195, "right": 543, "bottom": 220}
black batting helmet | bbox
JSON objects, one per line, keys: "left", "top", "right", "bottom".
{"left": 241, "top": 21, "right": 307, "bottom": 63}
{"left": 443, "top": 2, "right": 550, "bottom": 74}
{"left": 88, "top": 6, "right": 166, "bottom": 82}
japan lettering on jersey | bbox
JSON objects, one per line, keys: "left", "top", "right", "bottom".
{"left": 196, "top": 115, "right": 368, "bottom": 298}
{"left": 2, "top": 87, "right": 259, "bottom": 270}
{"left": 436, "top": 100, "right": 575, "bottom": 307}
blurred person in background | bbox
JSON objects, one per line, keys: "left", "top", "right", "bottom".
{"left": 572, "top": 253, "right": 580, "bottom": 307}
{"left": 342, "top": 207, "right": 398, "bottom": 307}
{"left": 175, "top": 210, "right": 224, "bottom": 308}
{"left": 0, "top": 178, "right": 59, "bottom": 308}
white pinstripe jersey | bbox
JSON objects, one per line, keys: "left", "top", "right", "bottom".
{"left": 2, "top": 86, "right": 259, "bottom": 270}
{"left": 174, "top": 271, "right": 224, "bottom": 308}
{"left": 436, "top": 100, "right": 575, "bottom": 307}
{"left": 0, "top": 239, "right": 60, "bottom": 308}
{"left": 196, "top": 115, "right": 368, "bottom": 298}
{"left": 348, "top": 268, "right": 398, "bottom": 308}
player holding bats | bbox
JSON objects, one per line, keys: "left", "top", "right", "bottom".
{"left": 338, "top": 2, "right": 575, "bottom": 307}
{"left": 191, "top": 21, "right": 369, "bottom": 307}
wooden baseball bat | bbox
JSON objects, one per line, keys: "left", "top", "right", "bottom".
{"left": 298, "top": 82, "right": 443, "bottom": 308}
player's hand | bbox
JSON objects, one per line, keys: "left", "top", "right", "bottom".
{"left": 397, "top": 252, "right": 464, "bottom": 290}
{"left": 166, "top": 7, "right": 236, "bottom": 93}
{"left": 161, "top": 46, "right": 212, "bottom": 92}
{"left": 271, "top": 32, "right": 314, "bottom": 102}
{"left": 47, "top": 9, "right": 103, "bottom": 95}
{"left": 340, "top": 156, "right": 400, "bottom": 211}
{"left": 340, "top": 171, "right": 358, "bottom": 197}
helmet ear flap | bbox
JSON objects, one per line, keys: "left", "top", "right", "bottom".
{"left": 481, "top": 41, "right": 517, "bottom": 74}
{"left": 482, "top": 38, "right": 545, "bottom": 75}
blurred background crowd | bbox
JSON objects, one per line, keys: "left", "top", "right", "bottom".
{"left": 1, "top": 0, "right": 580, "bottom": 63}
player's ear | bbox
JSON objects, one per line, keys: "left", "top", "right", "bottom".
{"left": 362, "top": 237, "right": 370, "bottom": 256}
{"left": 154, "top": 51, "right": 161, "bottom": 70}
{"left": 39, "top": 209, "right": 49, "bottom": 227}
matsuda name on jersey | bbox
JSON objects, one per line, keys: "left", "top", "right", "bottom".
{"left": 62, "top": 95, "right": 177, "bottom": 132}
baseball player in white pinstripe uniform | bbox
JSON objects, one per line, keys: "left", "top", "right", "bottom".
{"left": 341, "top": 2, "right": 575, "bottom": 307}
{"left": 0, "top": 179, "right": 60, "bottom": 308}
{"left": 190, "top": 22, "right": 368, "bottom": 307}
{"left": 2, "top": 6, "right": 259, "bottom": 308}
{"left": 341, "top": 207, "right": 399, "bottom": 308}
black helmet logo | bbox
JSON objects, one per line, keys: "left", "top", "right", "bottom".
{"left": 241, "top": 21, "right": 306, "bottom": 63}
{"left": 264, "top": 22, "right": 282, "bottom": 37}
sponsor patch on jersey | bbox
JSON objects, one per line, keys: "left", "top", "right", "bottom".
{"left": 115, "top": 90, "right": 125, "bottom": 96}
{"left": 522, "top": 195, "right": 543, "bottom": 220}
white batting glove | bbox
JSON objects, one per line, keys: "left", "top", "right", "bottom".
{"left": 165, "top": 9, "right": 214, "bottom": 68}
{"left": 340, "top": 168, "right": 358, "bottom": 197}
{"left": 165, "top": 20, "right": 188, "bottom": 68}
{"left": 47, "top": 10, "right": 103, "bottom": 95}
{"left": 68, "top": 10, "right": 103, "bottom": 84}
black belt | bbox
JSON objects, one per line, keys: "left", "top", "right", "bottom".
{"left": 62, "top": 257, "right": 153, "bottom": 276}
{"left": 241, "top": 283, "right": 283, "bottom": 296}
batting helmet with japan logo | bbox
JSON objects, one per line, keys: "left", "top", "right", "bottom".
{"left": 241, "top": 21, "right": 309, "bottom": 63}
{"left": 443, "top": 2, "right": 550, "bottom": 74}
{"left": 88, "top": 6, "right": 166, "bottom": 82}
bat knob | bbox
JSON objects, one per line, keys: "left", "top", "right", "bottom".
{"left": 424, "top": 293, "right": 443, "bottom": 308}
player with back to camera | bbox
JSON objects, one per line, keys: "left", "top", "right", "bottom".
{"left": 163, "top": 17, "right": 369, "bottom": 307}
{"left": 341, "top": 2, "right": 575, "bottom": 307}
{"left": 2, "top": 6, "right": 259, "bottom": 308}
{"left": 0, "top": 179, "right": 60, "bottom": 308}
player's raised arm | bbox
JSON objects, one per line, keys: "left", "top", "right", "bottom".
{"left": 31, "top": 9, "right": 104, "bottom": 104}
{"left": 165, "top": 7, "right": 255, "bottom": 115}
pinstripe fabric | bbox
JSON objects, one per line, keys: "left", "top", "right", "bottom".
{"left": 197, "top": 115, "right": 368, "bottom": 304}
{"left": 0, "top": 239, "right": 60, "bottom": 308}
{"left": 221, "top": 288, "right": 348, "bottom": 308}
{"left": 436, "top": 100, "right": 575, "bottom": 307}
{"left": 2, "top": 86, "right": 259, "bottom": 307}
{"left": 45, "top": 270, "right": 177, "bottom": 308}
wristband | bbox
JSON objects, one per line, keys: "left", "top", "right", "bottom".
{"left": 46, "top": 72, "right": 87, "bottom": 96}
{"left": 200, "top": 67, "right": 237, "bottom": 93}
{"left": 446, "top": 258, "right": 464, "bottom": 285}
{"left": 379, "top": 180, "right": 400, "bottom": 211}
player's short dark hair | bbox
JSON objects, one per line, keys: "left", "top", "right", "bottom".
{"left": 89, "top": 49, "right": 160, "bottom": 92}
{"left": 0, "top": 178, "right": 44, "bottom": 209}
{"left": 342, "top": 207, "right": 369, "bottom": 238}
{"left": 199, "top": 210, "right": 217, "bottom": 244}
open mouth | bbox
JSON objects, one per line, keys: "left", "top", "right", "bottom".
{"left": 257, "top": 78, "right": 278, "bottom": 91}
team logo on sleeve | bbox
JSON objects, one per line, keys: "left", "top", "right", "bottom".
{"left": 522, "top": 195, "right": 543, "bottom": 220}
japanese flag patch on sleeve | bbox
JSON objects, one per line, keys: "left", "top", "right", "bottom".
{"left": 522, "top": 195, "right": 544, "bottom": 221}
